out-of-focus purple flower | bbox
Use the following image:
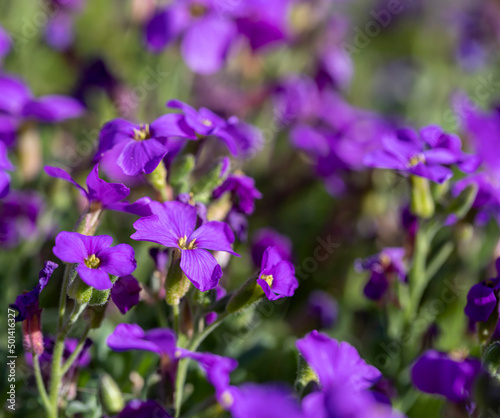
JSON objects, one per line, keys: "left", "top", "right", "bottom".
{"left": 0, "top": 141, "right": 14, "bottom": 198}
{"left": 296, "top": 330, "right": 381, "bottom": 391}
{"left": 464, "top": 262, "right": 500, "bottom": 323}
{"left": 205, "top": 285, "right": 227, "bottom": 325}
{"left": 401, "top": 205, "right": 418, "bottom": 240}
{"left": 44, "top": 12, "right": 75, "bottom": 51}
{"left": 230, "top": 384, "right": 304, "bottom": 418}
{"left": 0, "top": 25, "right": 11, "bottom": 59}
{"left": 251, "top": 227, "right": 293, "bottom": 266}
{"left": 257, "top": 246, "right": 298, "bottom": 301}
{"left": 307, "top": 290, "right": 338, "bottom": 329}
{"left": 107, "top": 323, "right": 177, "bottom": 356}
{"left": 111, "top": 275, "right": 141, "bottom": 314}
{"left": 144, "top": 1, "right": 236, "bottom": 74}
{"left": 0, "top": 74, "right": 84, "bottom": 145}
{"left": 0, "top": 191, "right": 43, "bottom": 248}
{"left": 10, "top": 261, "right": 58, "bottom": 322}
{"left": 132, "top": 201, "right": 238, "bottom": 291}
{"left": 118, "top": 400, "right": 171, "bottom": 418}
{"left": 273, "top": 75, "right": 322, "bottom": 122}
{"left": 53, "top": 231, "right": 136, "bottom": 290}
{"left": 355, "top": 248, "right": 407, "bottom": 301}
{"left": 411, "top": 350, "right": 481, "bottom": 402}
{"left": 226, "top": 209, "right": 248, "bottom": 242}
{"left": 213, "top": 173, "right": 262, "bottom": 215}
{"left": 95, "top": 114, "right": 195, "bottom": 176}
{"left": 74, "top": 58, "right": 119, "bottom": 104}
{"left": 363, "top": 125, "right": 479, "bottom": 184}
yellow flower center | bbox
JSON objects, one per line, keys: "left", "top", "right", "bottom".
{"left": 201, "top": 118, "right": 213, "bottom": 127}
{"left": 133, "top": 124, "right": 151, "bottom": 141}
{"left": 189, "top": 3, "right": 206, "bottom": 17}
{"left": 260, "top": 274, "right": 274, "bottom": 287}
{"left": 449, "top": 348, "right": 469, "bottom": 361}
{"left": 220, "top": 390, "right": 234, "bottom": 408}
{"left": 379, "top": 253, "right": 391, "bottom": 268}
{"left": 84, "top": 254, "right": 101, "bottom": 269}
{"left": 178, "top": 235, "right": 197, "bottom": 250}
{"left": 409, "top": 153, "right": 425, "bottom": 167}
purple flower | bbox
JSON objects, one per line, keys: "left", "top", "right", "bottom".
{"left": 144, "top": 1, "right": 236, "bottom": 74}
{"left": 0, "top": 191, "right": 43, "bottom": 248}
{"left": 363, "top": 125, "right": 478, "bottom": 184}
{"left": 411, "top": 350, "right": 481, "bottom": 402}
{"left": 10, "top": 261, "right": 58, "bottom": 322}
{"left": 52, "top": 232, "right": 136, "bottom": 290}
{"left": 0, "top": 140, "right": 14, "bottom": 198}
{"left": 296, "top": 330, "right": 381, "bottom": 391}
{"left": 213, "top": 173, "right": 262, "bottom": 215}
{"left": 256, "top": 246, "right": 298, "bottom": 301}
{"left": 465, "top": 275, "right": 500, "bottom": 323}
{"left": 132, "top": 201, "right": 238, "bottom": 292}
{"left": 307, "top": 290, "right": 338, "bottom": 329}
{"left": 230, "top": 384, "right": 304, "bottom": 418}
{"left": 111, "top": 275, "right": 141, "bottom": 314}
{"left": 0, "top": 74, "right": 84, "bottom": 146}
{"left": 0, "top": 25, "right": 11, "bottom": 59}
{"left": 118, "top": 400, "right": 171, "bottom": 418}
{"left": 251, "top": 227, "right": 293, "bottom": 266}
{"left": 355, "top": 248, "right": 407, "bottom": 301}
{"left": 44, "top": 12, "right": 75, "bottom": 51}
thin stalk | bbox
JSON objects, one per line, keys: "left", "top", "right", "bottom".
{"left": 174, "top": 312, "right": 230, "bottom": 418}
{"left": 61, "top": 324, "right": 91, "bottom": 375}
{"left": 406, "top": 224, "right": 429, "bottom": 321}
{"left": 33, "top": 353, "right": 51, "bottom": 413}
{"left": 173, "top": 304, "right": 180, "bottom": 336}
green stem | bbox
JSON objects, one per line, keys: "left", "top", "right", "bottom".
{"left": 425, "top": 242, "right": 454, "bottom": 281}
{"left": 33, "top": 354, "right": 51, "bottom": 414}
{"left": 61, "top": 324, "right": 91, "bottom": 375}
{"left": 406, "top": 224, "right": 429, "bottom": 321}
{"left": 174, "top": 313, "right": 230, "bottom": 418}
{"left": 173, "top": 304, "right": 180, "bottom": 336}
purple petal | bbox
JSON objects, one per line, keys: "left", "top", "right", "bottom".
{"left": 363, "top": 149, "right": 407, "bottom": 170}
{"left": 464, "top": 280, "right": 499, "bottom": 322}
{"left": 181, "top": 16, "right": 236, "bottom": 74}
{"left": 117, "top": 138, "right": 168, "bottom": 176}
{"left": 96, "top": 119, "right": 136, "bottom": 159}
{"left": 22, "top": 96, "right": 85, "bottom": 122}
{"left": 44, "top": 166, "right": 89, "bottom": 199}
{"left": 150, "top": 113, "right": 196, "bottom": 139}
{"left": 189, "top": 221, "right": 238, "bottom": 255}
{"left": 364, "top": 271, "right": 389, "bottom": 300}
{"left": 44, "top": 13, "right": 74, "bottom": 51}
{"left": 106, "top": 196, "right": 153, "bottom": 216}
{"left": 0, "top": 74, "right": 32, "bottom": 115}
{"left": 107, "top": 323, "right": 168, "bottom": 355}
{"left": 409, "top": 163, "right": 453, "bottom": 184}
{"left": 111, "top": 275, "right": 141, "bottom": 314}
{"left": 423, "top": 148, "right": 462, "bottom": 165}
{"left": 260, "top": 246, "right": 285, "bottom": 273}
{"left": 0, "top": 115, "right": 19, "bottom": 146}
{"left": 85, "top": 164, "right": 130, "bottom": 208}
{"left": 180, "top": 248, "right": 222, "bottom": 292}
{"left": 143, "top": 328, "right": 177, "bottom": 357}
{"left": 290, "top": 124, "right": 330, "bottom": 157}
{"left": 98, "top": 243, "right": 137, "bottom": 277}
{"left": 77, "top": 264, "right": 113, "bottom": 290}
{"left": 0, "top": 171, "right": 11, "bottom": 198}
{"left": 268, "top": 260, "right": 298, "bottom": 297}
{"left": 144, "top": 6, "right": 189, "bottom": 53}
{"left": 52, "top": 231, "right": 90, "bottom": 263}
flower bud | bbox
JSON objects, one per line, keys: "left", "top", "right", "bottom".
{"left": 410, "top": 176, "right": 435, "bottom": 219}
{"left": 147, "top": 161, "right": 169, "bottom": 201}
{"left": 99, "top": 373, "right": 125, "bottom": 415}
{"left": 192, "top": 159, "right": 227, "bottom": 204}
{"left": 226, "top": 275, "right": 264, "bottom": 313}
{"left": 22, "top": 309, "right": 44, "bottom": 356}
{"left": 89, "top": 275, "right": 118, "bottom": 306}
{"left": 165, "top": 254, "right": 190, "bottom": 306}
{"left": 295, "top": 355, "right": 318, "bottom": 394}
{"left": 67, "top": 277, "right": 93, "bottom": 304}
{"left": 170, "top": 154, "right": 195, "bottom": 193}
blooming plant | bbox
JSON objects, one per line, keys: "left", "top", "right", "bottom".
{"left": 4, "top": 1, "right": 500, "bottom": 418}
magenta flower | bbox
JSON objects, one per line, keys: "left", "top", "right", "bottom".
{"left": 411, "top": 350, "right": 481, "bottom": 402}
{"left": 132, "top": 201, "right": 238, "bottom": 292}
{"left": 44, "top": 164, "right": 151, "bottom": 215}
{"left": 0, "top": 140, "right": 14, "bottom": 198}
{"left": 95, "top": 114, "right": 195, "bottom": 176}
{"left": 251, "top": 228, "right": 293, "bottom": 266}
{"left": 111, "top": 275, "right": 141, "bottom": 314}
{"left": 256, "top": 246, "right": 298, "bottom": 301}
{"left": 213, "top": 173, "right": 262, "bottom": 215}
{"left": 464, "top": 260, "right": 500, "bottom": 323}
{"left": 296, "top": 330, "right": 381, "bottom": 391}
{"left": 52, "top": 232, "right": 136, "bottom": 290}
{"left": 0, "top": 74, "right": 84, "bottom": 146}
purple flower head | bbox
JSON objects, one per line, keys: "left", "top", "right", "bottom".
{"left": 256, "top": 246, "right": 298, "bottom": 301}
{"left": 363, "top": 125, "right": 479, "bottom": 184}
{"left": 296, "top": 330, "right": 382, "bottom": 391}
{"left": 226, "top": 209, "right": 248, "bottom": 242}
{"left": 107, "top": 323, "right": 177, "bottom": 357}
{"left": 251, "top": 227, "right": 293, "bottom": 267}
{"left": 145, "top": 1, "right": 236, "bottom": 74}
{"left": 132, "top": 201, "right": 239, "bottom": 292}
{"left": 44, "top": 12, "right": 75, "bottom": 51}
{"left": 273, "top": 75, "right": 322, "bottom": 122}
{"left": 111, "top": 275, "right": 141, "bottom": 314}
{"left": 411, "top": 350, "right": 481, "bottom": 402}
{"left": 0, "top": 140, "right": 14, "bottom": 198}
{"left": 118, "top": 400, "right": 171, "bottom": 418}
{"left": 464, "top": 264, "right": 500, "bottom": 323}
{"left": 95, "top": 114, "right": 195, "bottom": 176}
{"left": 307, "top": 290, "right": 338, "bottom": 329}
{"left": 10, "top": 261, "right": 58, "bottom": 322}
{"left": 213, "top": 173, "right": 262, "bottom": 215}
{"left": 230, "top": 384, "right": 303, "bottom": 418}
{"left": 52, "top": 231, "right": 136, "bottom": 290}
{"left": 0, "top": 191, "right": 43, "bottom": 248}
{"left": 0, "top": 25, "right": 11, "bottom": 59}
{"left": 355, "top": 248, "right": 407, "bottom": 301}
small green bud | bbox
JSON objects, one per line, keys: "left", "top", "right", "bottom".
{"left": 166, "top": 254, "right": 191, "bottom": 306}
{"left": 88, "top": 275, "right": 118, "bottom": 306}
{"left": 99, "top": 373, "right": 125, "bottom": 415}
{"left": 67, "top": 277, "right": 93, "bottom": 304}
{"left": 192, "top": 160, "right": 227, "bottom": 203}
{"left": 170, "top": 154, "right": 195, "bottom": 193}
{"left": 226, "top": 276, "right": 264, "bottom": 313}
{"left": 410, "top": 175, "right": 435, "bottom": 219}
{"left": 147, "top": 161, "right": 169, "bottom": 201}
{"left": 295, "top": 355, "right": 318, "bottom": 394}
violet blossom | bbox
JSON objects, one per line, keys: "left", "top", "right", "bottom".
{"left": 251, "top": 227, "right": 293, "bottom": 266}
{"left": 213, "top": 173, "right": 262, "bottom": 215}
{"left": 0, "top": 140, "right": 13, "bottom": 198}
{"left": 257, "top": 246, "right": 298, "bottom": 301}
{"left": 52, "top": 231, "right": 137, "bottom": 290}
{"left": 111, "top": 275, "right": 141, "bottom": 314}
